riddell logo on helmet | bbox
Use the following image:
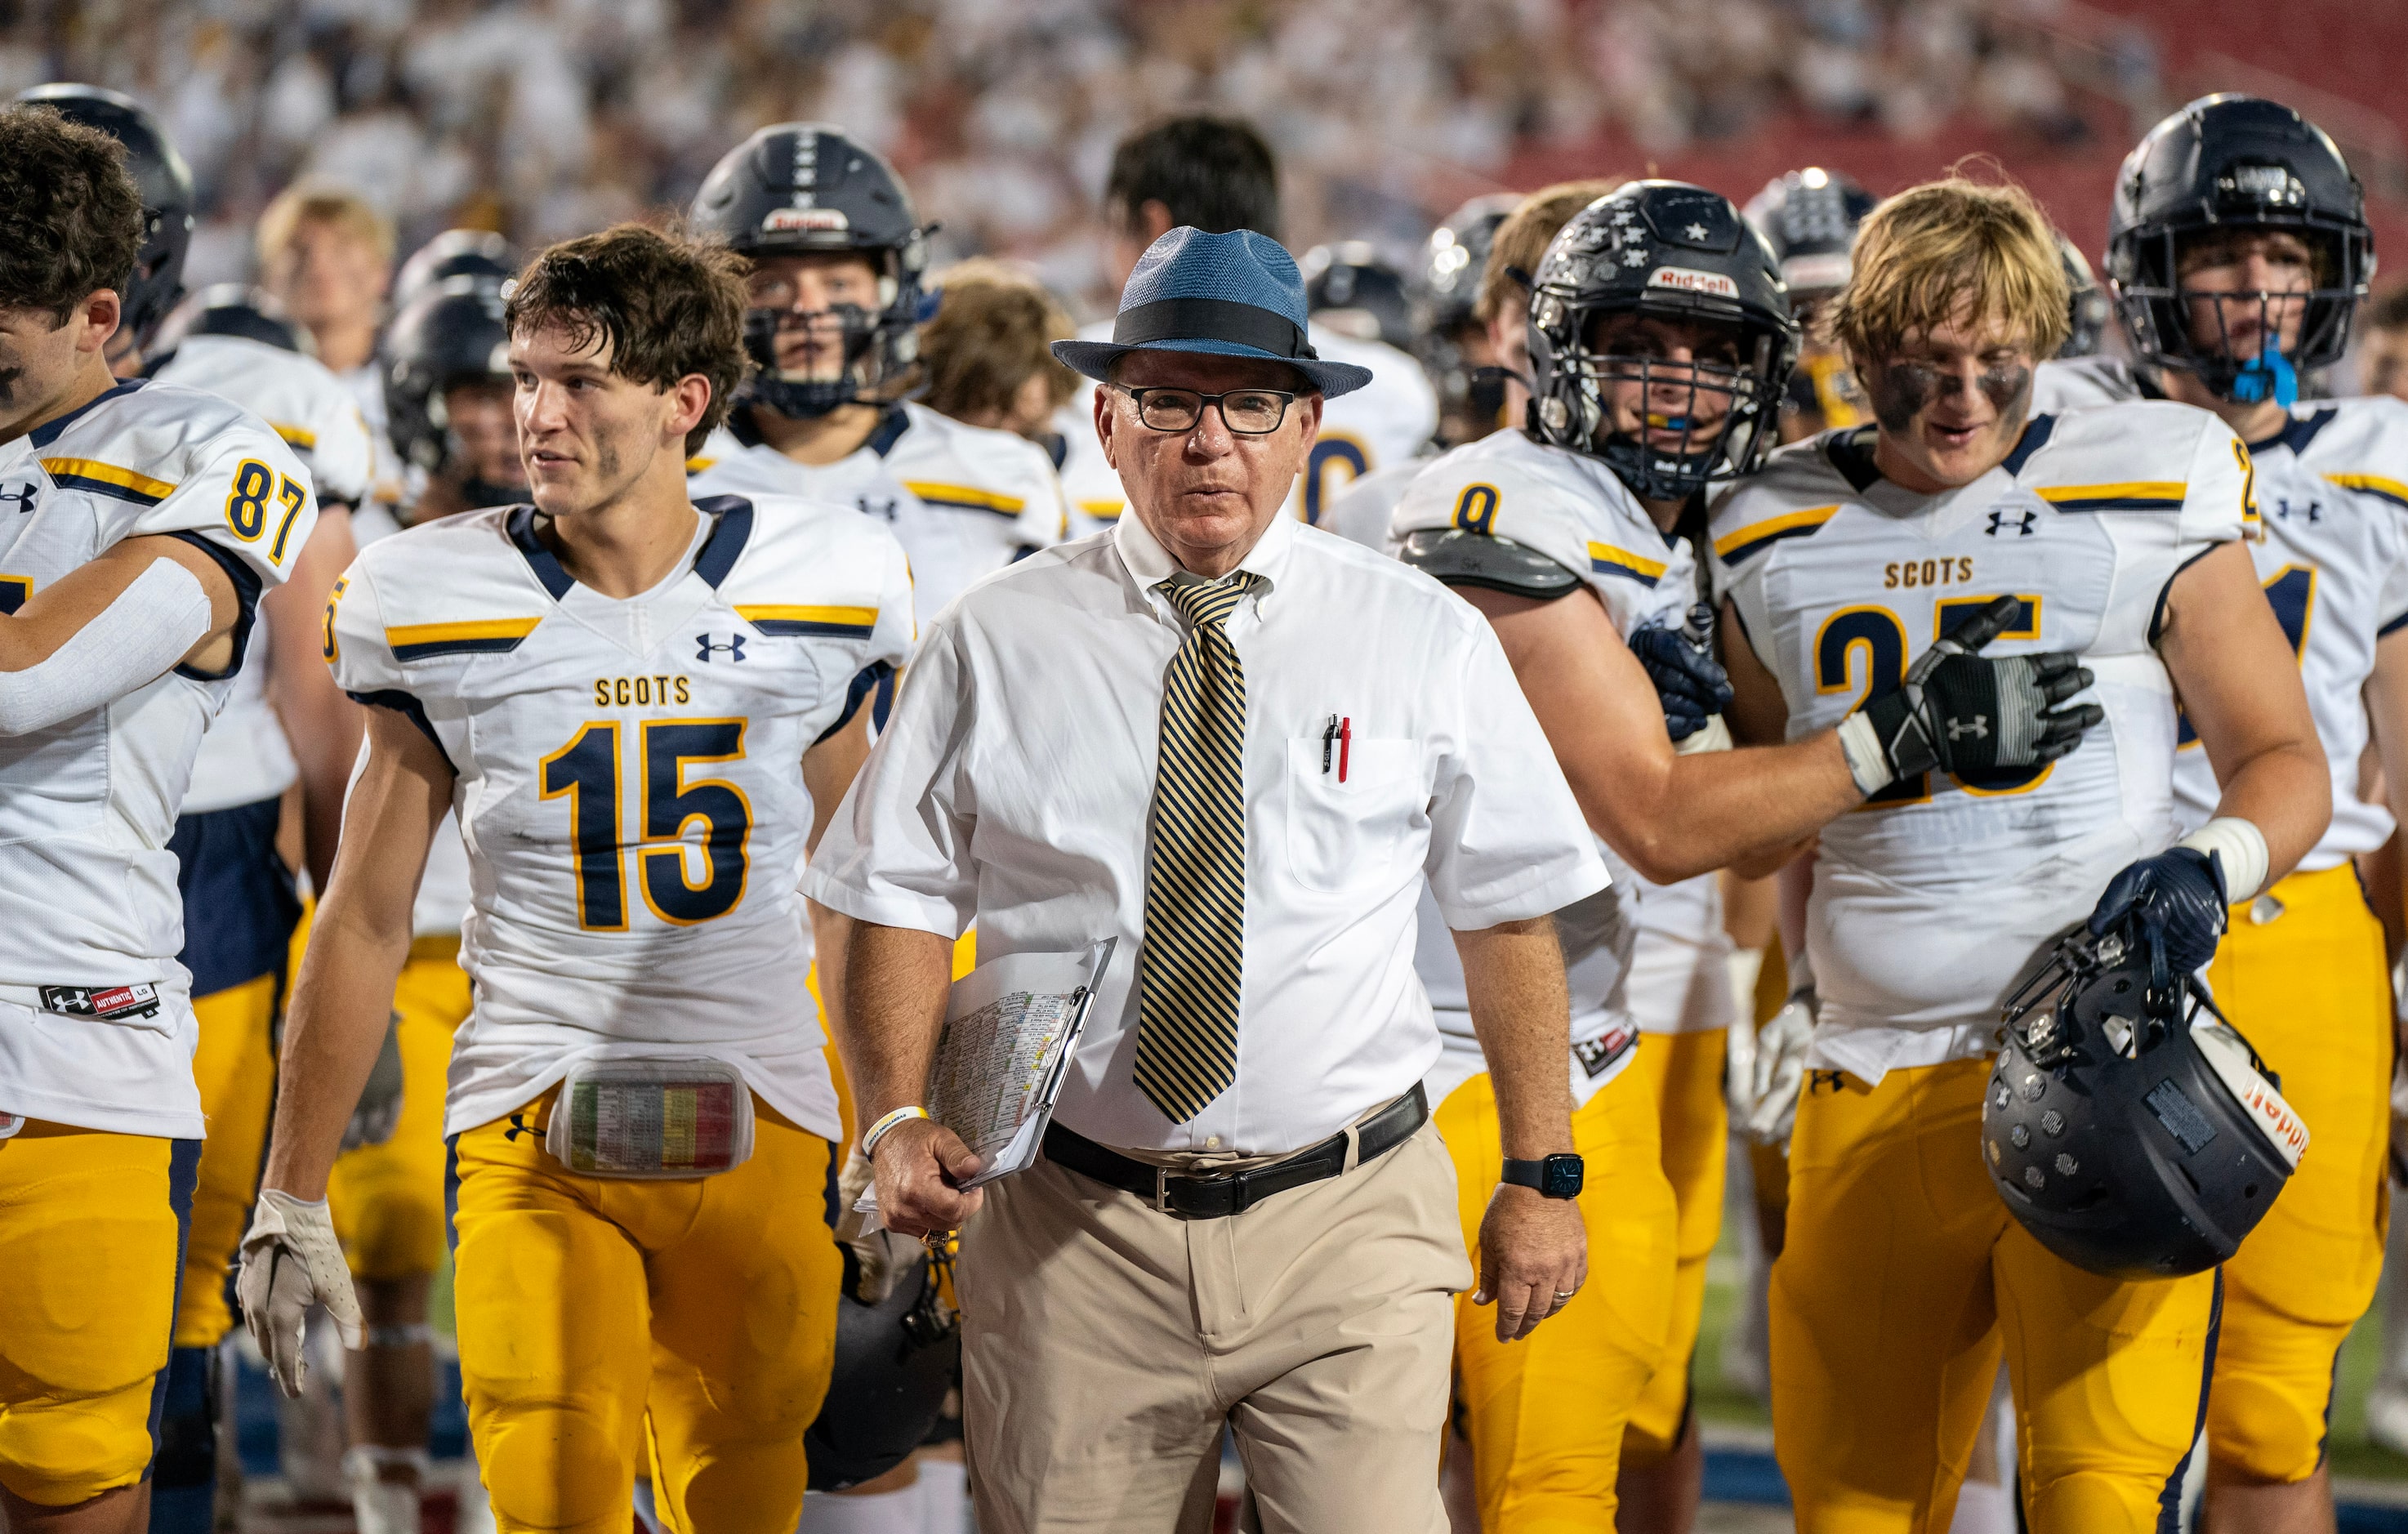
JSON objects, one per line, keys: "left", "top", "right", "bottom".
{"left": 763, "top": 207, "right": 849, "bottom": 234}
{"left": 2236, "top": 1077, "right": 2310, "bottom": 1162}
{"left": 1647, "top": 267, "right": 1740, "bottom": 299}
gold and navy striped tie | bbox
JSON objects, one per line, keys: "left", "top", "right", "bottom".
{"left": 1135, "top": 573, "right": 1260, "bottom": 1123}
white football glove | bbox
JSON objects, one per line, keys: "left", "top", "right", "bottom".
{"left": 1746, "top": 991, "right": 1817, "bottom": 1151}
{"left": 832, "top": 1148, "right": 912, "bottom": 1305}
{"left": 238, "top": 1188, "right": 363, "bottom": 1396}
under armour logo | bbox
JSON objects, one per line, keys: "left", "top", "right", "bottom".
{"left": 858, "top": 496, "right": 899, "bottom": 522}
{"left": 0, "top": 484, "right": 37, "bottom": 515}
{"left": 1987, "top": 509, "right": 2036, "bottom": 537}
{"left": 2273, "top": 497, "right": 2322, "bottom": 524}
{"left": 1948, "top": 716, "right": 1990, "bottom": 740}
{"left": 696, "top": 634, "right": 747, "bottom": 662}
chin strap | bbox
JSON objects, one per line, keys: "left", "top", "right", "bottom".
{"left": 2230, "top": 337, "right": 2299, "bottom": 408}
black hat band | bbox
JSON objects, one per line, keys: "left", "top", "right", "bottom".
{"left": 1114, "top": 297, "right": 1319, "bottom": 359}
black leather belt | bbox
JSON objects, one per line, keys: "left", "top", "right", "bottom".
{"left": 1042, "top": 1082, "right": 1428, "bottom": 1220}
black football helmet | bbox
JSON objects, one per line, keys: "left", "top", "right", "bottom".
{"left": 1301, "top": 242, "right": 1415, "bottom": 352}
{"left": 689, "top": 123, "right": 930, "bottom": 420}
{"left": 1742, "top": 167, "right": 1875, "bottom": 303}
{"left": 1526, "top": 182, "right": 1799, "bottom": 502}
{"left": 1987, "top": 921, "right": 2306, "bottom": 1280}
{"left": 803, "top": 1247, "right": 960, "bottom": 1491}
{"left": 2057, "top": 234, "right": 2111, "bottom": 359}
{"left": 150, "top": 284, "right": 310, "bottom": 359}
{"left": 1411, "top": 193, "right": 1520, "bottom": 435}
{"left": 382, "top": 276, "right": 511, "bottom": 479}
{"left": 393, "top": 229, "right": 515, "bottom": 310}
{"left": 16, "top": 83, "right": 196, "bottom": 352}
{"left": 2107, "top": 94, "right": 2372, "bottom": 405}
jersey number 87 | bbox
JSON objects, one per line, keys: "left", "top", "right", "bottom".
{"left": 539, "top": 720, "right": 753, "bottom": 930}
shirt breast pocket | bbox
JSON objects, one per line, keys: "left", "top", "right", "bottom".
{"left": 1282, "top": 736, "right": 1423, "bottom": 894}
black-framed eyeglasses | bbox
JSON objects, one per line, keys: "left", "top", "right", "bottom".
{"left": 1112, "top": 384, "right": 1297, "bottom": 435}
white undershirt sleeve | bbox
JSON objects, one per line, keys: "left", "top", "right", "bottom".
{"left": 0, "top": 557, "right": 213, "bottom": 737}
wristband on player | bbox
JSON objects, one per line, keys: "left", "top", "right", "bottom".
{"left": 2178, "top": 816, "right": 2270, "bottom": 905}
{"left": 860, "top": 1105, "right": 931, "bottom": 1160}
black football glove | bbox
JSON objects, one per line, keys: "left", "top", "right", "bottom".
{"left": 1860, "top": 595, "right": 2102, "bottom": 779}
{"left": 2089, "top": 845, "right": 2228, "bottom": 981}
{"left": 1629, "top": 622, "right": 1732, "bottom": 742}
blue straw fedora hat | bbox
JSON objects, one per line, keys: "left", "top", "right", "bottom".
{"left": 1052, "top": 228, "right": 1374, "bottom": 398}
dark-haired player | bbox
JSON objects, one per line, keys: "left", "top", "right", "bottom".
{"left": 239, "top": 225, "right": 911, "bottom": 1534}
{"left": 0, "top": 103, "right": 318, "bottom": 1534}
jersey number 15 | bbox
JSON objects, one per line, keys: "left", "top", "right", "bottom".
{"left": 539, "top": 720, "right": 753, "bottom": 930}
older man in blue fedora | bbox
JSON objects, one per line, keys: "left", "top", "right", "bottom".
{"left": 806, "top": 228, "right": 1605, "bottom": 1532}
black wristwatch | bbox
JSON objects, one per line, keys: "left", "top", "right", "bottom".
{"left": 1501, "top": 1153, "right": 1585, "bottom": 1199}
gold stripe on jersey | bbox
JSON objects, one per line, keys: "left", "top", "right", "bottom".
{"left": 1715, "top": 504, "right": 1837, "bottom": 565}
{"left": 386, "top": 617, "right": 542, "bottom": 661}
{"left": 734, "top": 604, "right": 878, "bottom": 639}
{"left": 903, "top": 480, "right": 1027, "bottom": 517}
{"left": 1587, "top": 542, "right": 1669, "bottom": 586}
{"left": 2323, "top": 473, "right": 2408, "bottom": 511}
{"left": 39, "top": 457, "right": 175, "bottom": 507}
{"left": 2035, "top": 481, "right": 2187, "bottom": 513}
{"left": 686, "top": 457, "right": 717, "bottom": 474}
{"left": 271, "top": 422, "right": 319, "bottom": 451}
{"left": 1077, "top": 498, "right": 1126, "bottom": 520}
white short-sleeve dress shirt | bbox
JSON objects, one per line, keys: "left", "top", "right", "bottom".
{"left": 805, "top": 506, "right": 1609, "bottom": 1155}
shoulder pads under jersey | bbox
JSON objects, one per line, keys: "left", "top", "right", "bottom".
{"left": 1398, "top": 528, "right": 1581, "bottom": 600}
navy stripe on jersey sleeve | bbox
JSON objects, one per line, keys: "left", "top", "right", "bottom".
{"left": 347, "top": 689, "right": 456, "bottom": 771}
{"left": 166, "top": 530, "right": 262, "bottom": 681}
{"left": 815, "top": 660, "right": 895, "bottom": 745}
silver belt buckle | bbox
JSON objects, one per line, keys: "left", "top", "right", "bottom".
{"left": 1154, "top": 1164, "right": 1172, "bottom": 1212}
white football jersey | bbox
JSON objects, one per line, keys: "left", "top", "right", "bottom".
{"left": 1323, "top": 457, "right": 1429, "bottom": 554}
{"left": 1393, "top": 429, "right": 1717, "bottom": 1100}
{"left": 351, "top": 501, "right": 473, "bottom": 938}
{"left": 2029, "top": 355, "right": 2143, "bottom": 415}
{"left": 326, "top": 496, "right": 914, "bottom": 1139}
{"left": 1056, "top": 319, "right": 1441, "bottom": 538}
{"left": 687, "top": 400, "right": 1061, "bottom": 632}
{"left": 155, "top": 333, "right": 377, "bottom": 816}
{"left": 1710, "top": 406, "right": 2251, "bottom": 1082}
{"left": 2036, "top": 363, "right": 2408, "bottom": 870}
{"left": 339, "top": 359, "right": 408, "bottom": 512}
{"left": 0, "top": 379, "right": 316, "bottom": 1135}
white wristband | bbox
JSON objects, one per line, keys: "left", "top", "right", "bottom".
{"left": 1835, "top": 712, "right": 1893, "bottom": 796}
{"left": 2178, "top": 816, "right": 2269, "bottom": 905}
{"left": 1674, "top": 715, "right": 1733, "bottom": 756}
{"left": 860, "top": 1104, "right": 930, "bottom": 1160}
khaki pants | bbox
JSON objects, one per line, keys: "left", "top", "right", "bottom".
{"left": 957, "top": 1120, "right": 1470, "bottom": 1533}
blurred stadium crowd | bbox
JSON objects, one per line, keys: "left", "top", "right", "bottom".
{"left": 0, "top": 0, "right": 2150, "bottom": 319}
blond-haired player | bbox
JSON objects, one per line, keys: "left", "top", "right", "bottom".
{"left": 1718, "top": 175, "right": 2329, "bottom": 1531}
{"left": 239, "top": 224, "right": 912, "bottom": 1534}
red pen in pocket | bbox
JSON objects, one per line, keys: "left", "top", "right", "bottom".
{"left": 1339, "top": 717, "right": 1351, "bottom": 783}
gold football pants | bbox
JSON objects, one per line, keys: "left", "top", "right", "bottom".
{"left": 1438, "top": 1062, "right": 1678, "bottom": 1531}
{"left": 2203, "top": 864, "right": 2392, "bottom": 1482}
{"left": 1772, "top": 1058, "right": 2218, "bottom": 1533}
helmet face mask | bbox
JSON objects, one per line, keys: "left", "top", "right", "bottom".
{"left": 1526, "top": 182, "right": 1799, "bottom": 502}
{"left": 690, "top": 123, "right": 932, "bottom": 422}
{"left": 2109, "top": 95, "right": 2373, "bottom": 404}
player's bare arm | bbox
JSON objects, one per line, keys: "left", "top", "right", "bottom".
{"left": 800, "top": 696, "right": 880, "bottom": 1077}
{"left": 1453, "top": 912, "right": 1587, "bottom": 1341}
{"left": 1465, "top": 580, "right": 1858, "bottom": 883}
{"left": 262, "top": 507, "right": 363, "bottom": 890}
{"left": 835, "top": 919, "right": 985, "bottom": 1237}
{"left": 2158, "top": 539, "right": 2331, "bottom": 881}
{"left": 261, "top": 707, "right": 453, "bottom": 1200}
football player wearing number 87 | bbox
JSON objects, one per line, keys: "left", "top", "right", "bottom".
{"left": 1711, "top": 173, "right": 2329, "bottom": 1531}
{"left": 0, "top": 105, "right": 315, "bottom": 1534}
{"left": 239, "top": 224, "right": 914, "bottom": 1534}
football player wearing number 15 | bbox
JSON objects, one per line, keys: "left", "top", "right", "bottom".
{"left": 1713, "top": 176, "right": 2329, "bottom": 1532}
{"left": 238, "top": 225, "right": 913, "bottom": 1534}
{"left": 0, "top": 106, "right": 316, "bottom": 1534}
